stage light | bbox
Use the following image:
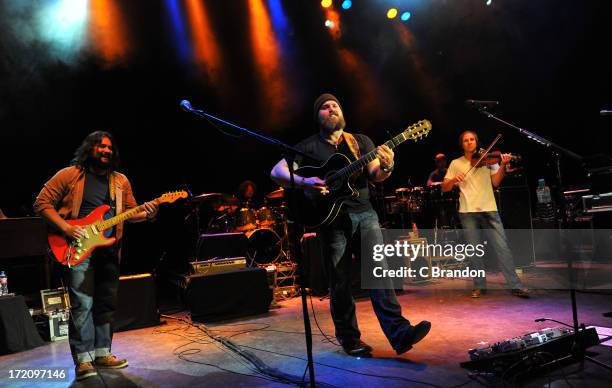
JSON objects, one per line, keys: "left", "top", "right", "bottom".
{"left": 341, "top": 0, "right": 352, "bottom": 10}
{"left": 38, "top": 0, "right": 88, "bottom": 54}
{"left": 325, "top": 19, "right": 334, "bottom": 28}
{"left": 486, "top": 0, "right": 492, "bottom": 5}
{"left": 321, "top": 0, "right": 332, "bottom": 8}
{"left": 400, "top": 11, "right": 411, "bottom": 21}
{"left": 386, "top": 8, "right": 398, "bottom": 19}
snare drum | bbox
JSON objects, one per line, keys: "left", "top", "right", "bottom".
{"left": 245, "top": 228, "right": 281, "bottom": 265}
{"left": 234, "top": 208, "right": 257, "bottom": 232}
{"left": 256, "top": 206, "right": 276, "bottom": 227}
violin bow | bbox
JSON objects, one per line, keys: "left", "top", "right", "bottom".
{"left": 464, "top": 133, "right": 503, "bottom": 178}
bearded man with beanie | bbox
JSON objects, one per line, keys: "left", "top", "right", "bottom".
{"left": 271, "top": 93, "right": 431, "bottom": 357}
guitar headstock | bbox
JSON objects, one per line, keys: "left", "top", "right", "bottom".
{"left": 158, "top": 190, "right": 189, "bottom": 204}
{"left": 404, "top": 119, "right": 432, "bottom": 141}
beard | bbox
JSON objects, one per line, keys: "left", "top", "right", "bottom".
{"left": 88, "top": 154, "right": 112, "bottom": 169}
{"left": 320, "top": 114, "right": 346, "bottom": 133}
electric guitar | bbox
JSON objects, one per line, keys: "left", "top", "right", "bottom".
{"left": 294, "top": 120, "right": 432, "bottom": 228}
{"left": 48, "top": 190, "right": 188, "bottom": 267}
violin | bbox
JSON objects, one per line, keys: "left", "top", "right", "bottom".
{"left": 471, "top": 149, "right": 521, "bottom": 167}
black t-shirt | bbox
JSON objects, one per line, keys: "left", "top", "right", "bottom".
{"left": 428, "top": 168, "right": 447, "bottom": 183}
{"left": 78, "top": 172, "right": 115, "bottom": 236}
{"left": 294, "top": 132, "right": 375, "bottom": 213}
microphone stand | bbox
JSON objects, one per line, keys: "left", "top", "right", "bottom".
{"left": 473, "top": 105, "right": 612, "bottom": 373}
{"left": 182, "top": 102, "right": 317, "bottom": 387}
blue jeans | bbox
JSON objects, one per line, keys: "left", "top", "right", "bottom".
{"left": 61, "top": 247, "right": 120, "bottom": 364}
{"left": 318, "top": 209, "right": 412, "bottom": 350}
{"left": 458, "top": 211, "right": 523, "bottom": 290}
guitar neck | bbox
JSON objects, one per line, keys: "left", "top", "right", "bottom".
{"left": 330, "top": 132, "right": 409, "bottom": 182}
{"left": 97, "top": 204, "right": 147, "bottom": 231}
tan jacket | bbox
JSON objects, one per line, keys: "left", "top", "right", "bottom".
{"left": 34, "top": 166, "right": 138, "bottom": 244}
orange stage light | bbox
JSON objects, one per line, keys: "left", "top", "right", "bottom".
{"left": 89, "top": 0, "right": 129, "bottom": 66}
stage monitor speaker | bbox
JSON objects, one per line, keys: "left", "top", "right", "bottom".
{"left": 182, "top": 267, "right": 272, "bottom": 322}
{"left": 496, "top": 185, "right": 536, "bottom": 267}
{"left": 114, "top": 273, "right": 161, "bottom": 332}
{"left": 197, "top": 233, "right": 248, "bottom": 261}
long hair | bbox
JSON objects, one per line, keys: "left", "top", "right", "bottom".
{"left": 237, "top": 180, "right": 256, "bottom": 199}
{"left": 71, "top": 131, "right": 121, "bottom": 171}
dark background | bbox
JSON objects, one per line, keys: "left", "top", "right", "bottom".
{"left": 1, "top": 0, "right": 610, "bottom": 274}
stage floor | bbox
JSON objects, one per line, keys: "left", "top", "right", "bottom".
{"left": 2, "top": 276, "right": 612, "bottom": 387}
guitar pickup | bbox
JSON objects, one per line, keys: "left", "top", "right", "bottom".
{"left": 91, "top": 225, "right": 99, "bottom": 236}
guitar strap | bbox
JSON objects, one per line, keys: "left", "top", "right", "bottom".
{"left": 109, "top": 173, "right": 119, "bottom": 213}
{"left": 343, "top": 132, "right": 361, "bottom": 161}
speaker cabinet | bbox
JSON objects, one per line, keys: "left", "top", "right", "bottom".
{"left": 301, "top": 233, "right": 328, "bottom": 296}
{"left": 496, "top": 185, "right": 536, "bottom": 267}
{"left": 114, "top": 273, "right": 160, "bottom": 332}
{"left": 197, "top": 233, "right": 248, "bottom": 261}
{"left": 181, "top": 267, "right": 272, "bottom": 322}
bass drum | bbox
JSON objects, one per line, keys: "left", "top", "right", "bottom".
{"left": 245, "top": 228, "right": 281, "bottom": 265}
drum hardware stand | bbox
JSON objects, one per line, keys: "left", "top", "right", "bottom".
{"left": 473, "top": 102, "right": 612, "bottom": 373}
{"left": 181, "top": 100, "right": 317, "bottom": 387}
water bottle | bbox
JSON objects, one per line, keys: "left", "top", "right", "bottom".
{"left": 0, "top": 271, "right": 7, "bottom": 296}
{"left": 535, "top": 179, "right": 554, "bottom": 219}
{"left": 536, "top": 179, "right": 552, "bottom": 204}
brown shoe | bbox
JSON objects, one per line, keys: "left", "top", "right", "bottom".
{"left": 512, "top": 288, "right": 530, "bottom": 298}
{"left": 94, "top": 354, "right": 128, "bottom": 369}
{"left": 471, "top": 289, "right": 486, "bottom": 298}
{"left": 75, "top": 362, "right": 97, "bottom": 381}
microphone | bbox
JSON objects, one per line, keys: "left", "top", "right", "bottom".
{"left": 465, "top": 99, "right": 499, "bottom": 109}
{"left": 180, "top": 100, "right": 193, "bottom": 112}
{"left": 600, "top": 110, "right": 612, "bottom": 116}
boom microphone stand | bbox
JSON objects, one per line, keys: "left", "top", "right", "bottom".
{"left": 180, "top": 100, "right": 317, "bottom": 387}
{"left": 468, "top": 100, "right": 612, "bottom": 373}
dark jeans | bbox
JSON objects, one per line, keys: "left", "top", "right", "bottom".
{"left": 61, "top": 247, "right": 120, "bottom": 364}
{"left": 319, "top": 209, "right": 412, "bottom": 350}
{"left": 458, "top": 211, "right": 523, "bottom": 290}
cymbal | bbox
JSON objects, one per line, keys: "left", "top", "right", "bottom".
{"left": 191, "top": 193, "right": 239, "bottom": 212}
{"left": 191, "top": 193, "right": 224, "bottom": 202}
{"left": 266, "top": 188, "right": 284, "bottom": 199}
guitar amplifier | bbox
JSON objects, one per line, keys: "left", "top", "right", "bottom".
{"left": 189, "top": 257, "right": 247, "bottom": 275}
{"left": 582, "top": 192, "right": 612, "bottom": 213}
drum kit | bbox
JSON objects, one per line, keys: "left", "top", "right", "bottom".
{"left": 191, "top": 188, "right": 290, "bottom": 266}
{"left": 386, "top": 184, "right": 460, "bottom": 229}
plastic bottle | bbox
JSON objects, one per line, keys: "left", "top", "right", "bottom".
{"left": 535, "top": 179, "right": 555, "bottom": 219}
{"left": 536, "top": 179, "right": 552, "bottom": 204}
{"left": 0, "top": 271, "right": 7, "bottom": 296}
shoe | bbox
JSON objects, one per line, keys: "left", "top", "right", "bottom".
{"left": 341, "top": 339, "right": 373, "bottom": 357}
{"left": 512, "top": 288, "right": 530, "bottom": 298}
{"left": 471, "top": 289, "right": 486, "bottom": 298}
{"left": 395, "top": 321, "right": 432, "bottom": 355}
{"left": 75, "top": 362, "right": 97, "bottom": 381}
{"left": 94, "top": 354, "right": 129, "bottom": 369}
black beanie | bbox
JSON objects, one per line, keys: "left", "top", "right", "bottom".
{"left": 313, "top": 93, "right": 342, "bottom": 123}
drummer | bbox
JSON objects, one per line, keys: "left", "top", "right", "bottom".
{"left": 426, "top": 153, "right": 448, "bottom": 186}
{"left": 236, "top": 180, "right": 258, "bottom": 208}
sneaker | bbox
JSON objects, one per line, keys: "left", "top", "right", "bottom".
{"left": 341, "top": 339, "right": 373, "bottom": 357}
{"left": 75, "top": 362, "right": 97, "bottom": 381}
{"left": 511, "top": 288, "right": 530, "bottom": 298}
{"left": 395, "top": 321, "right": 432, "bottom": 355}
{"left": 94, "top": 354, "right": 129, "bottom": 369}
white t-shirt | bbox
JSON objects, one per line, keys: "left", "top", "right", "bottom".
{"left": 444, "top": 156, "right": 499, "bottom": 213}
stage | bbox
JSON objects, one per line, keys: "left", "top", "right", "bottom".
{"left": 2, "top": 275, "right": 612, "bottom": 387}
